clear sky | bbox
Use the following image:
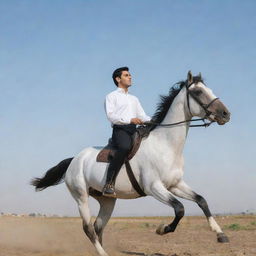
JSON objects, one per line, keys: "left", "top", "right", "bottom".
{"left": 1, "top": 0, "right": 255, "bottom": 217}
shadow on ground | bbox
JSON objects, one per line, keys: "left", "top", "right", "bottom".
{"left": 121, "top": 251, "right": 181, "bottom": 256}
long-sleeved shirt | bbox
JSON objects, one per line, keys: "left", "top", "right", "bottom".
{"left": 104, "top": 87, "right": 151, "bottom": 126}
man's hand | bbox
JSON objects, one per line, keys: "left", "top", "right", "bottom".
{"left": 130, "top": 118, "right": 143, "bottom": 125}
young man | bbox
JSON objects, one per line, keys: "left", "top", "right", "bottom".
{"left": 103, "top": 67, "right": 151, "bottom": 196}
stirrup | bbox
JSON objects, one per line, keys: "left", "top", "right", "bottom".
{"left": 102, "top": 184, "right": 116, "bottom": 197}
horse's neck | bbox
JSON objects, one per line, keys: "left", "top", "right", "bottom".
{"left": 151, "top": 88, "right": 190, "bottom": 156}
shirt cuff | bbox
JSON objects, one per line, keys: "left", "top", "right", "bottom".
{"left": 120, "top": 117, "right": 131, "bottom": 124}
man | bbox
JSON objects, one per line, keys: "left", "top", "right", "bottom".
{"left": 103, "top": 67, "right": 151, "bottom": 196}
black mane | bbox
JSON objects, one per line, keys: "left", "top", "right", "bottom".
{"left": 149, "top": 76, "right": 204, "bottom": 131}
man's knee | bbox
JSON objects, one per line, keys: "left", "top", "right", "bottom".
{"left": 118, "top": 145, "right": 131, "bottom": 154}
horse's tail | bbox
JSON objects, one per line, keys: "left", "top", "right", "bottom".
{"left": 31, "top": 157, "right": 74, "bottom": 191}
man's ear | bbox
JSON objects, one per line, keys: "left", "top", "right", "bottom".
{"left": 116, "top": 76, "right": 121, "bottom": 84}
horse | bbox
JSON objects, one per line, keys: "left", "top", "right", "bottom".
{"left": 31, "top": 71, "right": 231, "bottom": 256}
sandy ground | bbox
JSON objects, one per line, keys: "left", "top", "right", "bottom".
{"left": 0, "top": 215, "right": 255, "bottom": 256}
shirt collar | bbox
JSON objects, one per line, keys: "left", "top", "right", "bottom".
{"left": 117, "top": 87, "right": 129, "bottom": 94}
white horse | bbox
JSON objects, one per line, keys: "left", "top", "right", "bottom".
{"left": 32, "top": 71, "right": 231, "bottom": 256}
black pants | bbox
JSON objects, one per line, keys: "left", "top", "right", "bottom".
{"left": 106, "top": 124, "right": 136, "bottom": 183}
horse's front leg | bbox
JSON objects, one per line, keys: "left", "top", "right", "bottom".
{"left": 149, "top": 181, "right": 185, "bottom": 235}
{"left": 170, "top": 180, "right": 229, "bottom": 243}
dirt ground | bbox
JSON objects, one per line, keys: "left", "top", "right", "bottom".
{"left": 0, "top": 215, "right": 255, "bottom": 256}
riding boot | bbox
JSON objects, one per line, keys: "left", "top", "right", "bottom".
{"left": 102, "top": 149, "right": 128, "bottom": 197}
{"left": 102, "top": 164, "right": 116, "bottom": 196}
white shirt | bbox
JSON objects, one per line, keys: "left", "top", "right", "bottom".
{"left": 104, "top": 87, "right": 151, "bottom": 125}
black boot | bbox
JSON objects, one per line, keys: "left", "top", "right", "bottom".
{"left": 102, "top": 152, "right": 128, "bottom": 197}
{"left": 102, "top": 164, "right": 117, "bottom": 197}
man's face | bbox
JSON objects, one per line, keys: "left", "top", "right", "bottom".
{"left": 117, "top": 71, "right": 132, "bottom": 88}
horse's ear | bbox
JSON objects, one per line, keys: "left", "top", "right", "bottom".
{"left": 187, "top": 70, "right": 193, "bottom": 84}
{"left": 198, "top": 72, "right": 202, "bottom": 79}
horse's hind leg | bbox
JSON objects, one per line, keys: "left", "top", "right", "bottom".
{"left": 150, "top": 181, "right": 185, "bottom": 235}
{"left": 93, "top": 195, "right": 117, "bottom": 245}
{"left": 170, "top": 180, "right": 229, "bottom": 243}
{"left": 69, "top": 187, "right": 109, "bottom": 256}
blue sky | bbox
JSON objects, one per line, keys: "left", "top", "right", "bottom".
{"left": 0, "top": 0, "right": 255, "bottom": 216}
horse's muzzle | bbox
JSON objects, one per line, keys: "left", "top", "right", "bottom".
{"left": 215, "top": 109, "right": 231, "bottom": 125}
{"left": 208, "top": 100, "right": 231, "bottom": 125}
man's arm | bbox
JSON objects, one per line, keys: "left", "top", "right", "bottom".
{"left": 136, "top": 97, "right": 151, "bottom": 123}
{"left": 104, "top": 94, "right": 130, "bottom": 124}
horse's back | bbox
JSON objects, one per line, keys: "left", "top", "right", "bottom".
{"left": 65, "top": 146, "right": 108, "bottom": 190}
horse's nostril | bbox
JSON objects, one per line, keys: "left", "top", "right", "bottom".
{"left": 223, "top": 111, "right": 227, "bottom": 117}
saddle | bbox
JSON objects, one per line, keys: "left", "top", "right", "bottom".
{"left": 95, "top": 125, "right": 151, "bottom": 197}
{"left": 96, "top": 125, "right": 150, "bottom": 163}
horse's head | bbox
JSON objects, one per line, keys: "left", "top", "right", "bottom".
{"left": 186, "top": 71, "right": 230, "bottom": 125}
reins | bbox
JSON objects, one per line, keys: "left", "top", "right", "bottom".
{"left": 145, "top": 118, "right": 214, "bottom": 128}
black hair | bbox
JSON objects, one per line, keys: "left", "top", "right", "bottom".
{"left": 112, "top": 67, "right": 129, "bottom": 86}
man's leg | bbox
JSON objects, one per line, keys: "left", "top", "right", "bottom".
{"left": 103, "top": 127, "right": 133, "bottom": 196}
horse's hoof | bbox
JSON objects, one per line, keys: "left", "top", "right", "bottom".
{"left": 217, "top": 233, "right": 229, "bottom": 243}
{"left": 156, "top": 224, "right": 166, "bottom": 235}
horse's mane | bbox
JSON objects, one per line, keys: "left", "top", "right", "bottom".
{"left": 149, "top": 76, "right": 204, "bottom": 131}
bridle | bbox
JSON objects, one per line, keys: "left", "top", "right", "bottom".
{"left": 186, "top": 81, "right": 219, "bottom": 123}
{"left": 146, "top": 81, "right": 219, "bottom": 128}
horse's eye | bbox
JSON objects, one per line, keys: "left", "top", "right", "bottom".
{"left": 193, "top": 90, "right": 202, "bottom": 96}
